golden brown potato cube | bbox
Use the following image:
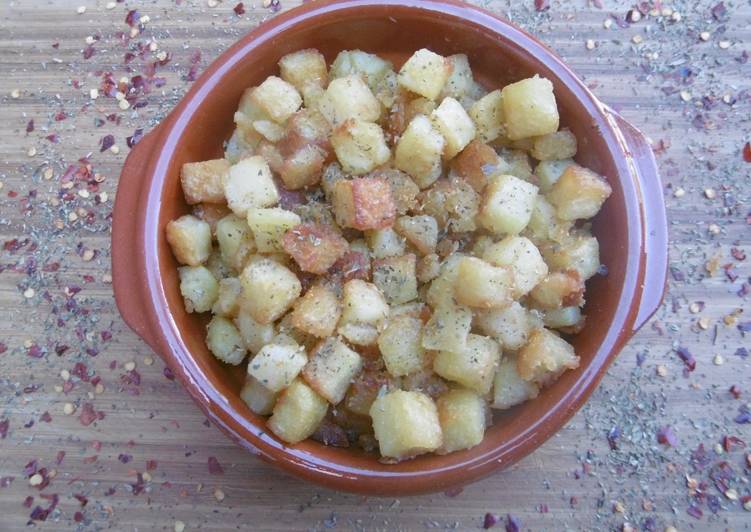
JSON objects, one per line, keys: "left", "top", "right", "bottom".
{"left": 475, "top": 301, "right": 542, "bottom": 351}
{"left": 394, "top": 114, "right": 445, "bottom": 189}
{"left": 178, "top": 265, "right": 219, "bottom": 313}
{"left": 431, "top": 97, "right": 477, "bottom": 159}
{"left": 418, "top": 178, "right": 480, "bottom": 233}
{"left": 439, "top": 54, "right": 474, "bottom": 100}
{"left": 215, "top": 214, "right": 255, "bottom": 271}
{"left": 330, "top": 119, "right": 391, "bottom": 175}
{"left": 233, "top": 310, "right": 275, "bottom": 355}
{"left": 246, "top": 208, "right": 302, "bottom": 253}
{"left": 535, "top": 159, "right": 574, "bottom": 192}
{"left": 255, "top": 140, "right": 285, "bottom": 174}
{"left": 268, "top": 379, "right": 328, "bottom": 444}
{"left": 247, "top": 342, "right": 307, "bottom": 392}
{"left": 497, "top": 147, "right": 532, "bottom": 180}
{"left": 394, "top": 215, "right": 438, "bottom": 255}
{"left": 373, "top": 169, "right": 419, "bottom": 215}
{"left": 288, "top": 284, "right": 341, "bottom": 338}
{"left": 206, "top": 316, "right": 247, "bottom": 365}
{"left": 192, "top": 203, "right": 232, "bottom": 234}
{"left": 240, "top": 375, "right": 279, "bottom": 416}
{"left": 479, "top": 174, "right": 539, "bottom": 235}
{"left": 282, "top": 223, "right": 348, "bottom": 274}
{"left": 278, "top": 48, "right": 328, "bottom": 105}
{"left": 252, "top": 119, "right": 285, "bottom": 142}
{"left": 525, "top": 196, "right": 572, "bottom": 244}
{"left": 330, "top": 50, "right": 393, "bottom": 92}
{"left": 517, "top": 328, "right": 579, "bottom": 386}
{"left": 369, "top": 390, "right": 442, "bottom": 460}
{"left": 397, "top": 48, "right": 451, "bottom": 101}
{"left": 541, "top": 234, "right": 601, "bottom": 280}
{"left": 251, "top": 75, "right": 302, "bottom": 124}
{"left": 501, "top": 75, "right": 559, "bottom": 140}
{"left": 400, "top": 368, "right": 450, "bottom": 399}
{"left": 331, "top": 176, "right": 396, "bottom": 231}
{"left": 239, "top": 258, "right": 302, "bottom": 324}
{"left": 469, "top": 89, "right": 505, "bottom": 143}
{"left": 531, "top": 129, "right": 577, "bottom": 161}
{"left": 451, "top": 140, "right": 508, "bottom": 193}
{"left": 421, "top": 302, "right": 473, "bottom": 353}
{"left": 433, "top": 334, "right": 501, "bottom": 394}
{"left": 212, "top": 277, "right": 242, "bottom": 317}
{"left": 337, "top": 279, "right": 390, "bottom": 346}
{"left": 224, "top": 156, "right": 279, "bottom": 217}
{"left": 167, "top": 215, "right": 212, "bottom": 266}
{"left": 547, "top": 164, "right": 612, "bottom": 220}
{"left": 492, "top": 356, "right": 540, "bottom": 410}
{"left": 279, "top": 145, "right": 326, "bottom": 191}
{"left": 416, "top": 253, "right": 442, "bottom": 283}
{"left": 424, "top": 253, "right": 465, "bottom": 308}
{"left": 303, "top": 337, "right": 363, "bottom": 404}
{"left": 372, "top": 253, "right": 418, "bottom": 305}
{"left": 317, "top": 75, "right": 381, "bottom": 125}
{"left": 543, "top": 306, "right": 584, "bottom": 331}
{"left": 233, "top": 87, "right": 269, "bottom": 136}
{"left": 453, "top": 257, "right": 514, "bottom": 310}
{"left": 529, "top": 270, "right": 585, "bottom": 310}
{"left": 482, "top": 236, "right": 548, "bottom": 296}
{"left": 378, "top": 314, "right": 425, "bottom": 378}
{"left": 436, "top": 388, "right": 486, "bottom": 454}
{"left": 180, "top": 159, "right": 230, "bottom": 205}
{"left": 205, "top": 247, "right": 233, "bottom": 280}
{"left": 278, "top": 108, "right": 332, "bottom": 157}
{"left": 224, "top": 127, "right": 258, "bottom": 164}
{"left": 365, "top": 227, "right": 406, "bottom": 259}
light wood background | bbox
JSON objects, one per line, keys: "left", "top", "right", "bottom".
{"left": 0, "top": 0, "right": 749, "bottom": 530}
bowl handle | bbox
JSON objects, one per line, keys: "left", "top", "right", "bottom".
{"left": 602, "top": 105, "right": 668, "bottom": 332}
{"left": 111, "top": 129, "right": 161, "bottom": 351}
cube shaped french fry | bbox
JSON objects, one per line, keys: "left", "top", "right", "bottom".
{"left": 394, "top": 115, "right": 445, "bottom": 189}
{"left": 331, "top": 176, "right": 396, "bottom": 231}
{"left": 482, "top": 236, "right": 548, "bottom": 297}
{"left": 282, "top": 223, "right": 349, "bottom": 274}
{"left": 337, "top": 279, "right": 389, "bottom": 346}
{"left": 370, "top": 390, "right": 443, "bottom": 460}
{"left": 451, "top": 140, "right": 508, "bottom": 193}
{"left": 475, "top": 301, "right": 542, "bottom": 351}
{"left": 224, "top": 156, "right": 279, "bottom": 217}
{"left": 215, "top": 214, "right": 256, "bottom": 272}
{"left": 206, "top": 316, "right": 247, "bottom": 365}
{"left": 180, "top": 159, "right": 230, "bottom": 205}
{"left": 330, "top": 118, "right": 391, "bottom": 175}
{"left": 501, "top": 75, "right": 559, "bottom": 140}
{"left": 288, "top": 284, "right": 341, "bottom": 338}
{"left": 247, "top": 342, "right": 307, "bottom": 392}
{"left": 431, "top": 97, "right": 476, "bottom": 159}
{"left": 178, "top": 265, "right": 219, "bottom": 313}
{"left": 453, "top": 256, "right": 515, "bottom": 310}
{"left": 211, "top": 277, "right": 242, "bottom": 317}
{"left": 246, "top": 208, "right": 302, "bottom": 253}
{"left": 436, "top": 388, "right": 486, "bottom": 454}
{"left": 421, "top": 302, "right": 473, "bottom": 353}
{"left": 166, "top": 214, "right": 212, "bottom": 266}
{"left": 378, "top": 314, "right": 425, "bottom": 377}
{"left": 516, "top": 328, "right": 579, "bottom": 386}
{"left": 317, "top": 75, "right": 381, "bottom": 125}
{"left": 303, "top": 337, "right": 363, "bottom": 404}
{"left": 239, "top": 258, "right": 302, "bottom": 324}
{"left": 433, "top": 333, "right": 501, "bottom": 394}
{"left": 234, "top": 310, "right": 276, "bottom": 355}
{"left": 469, "top": 89, "right": 505, "bottom": 143}
{"left": 547, "top": 164, "right": 612, "bottom": 220}
{"left": 478, "top": 174, "right": 538, "bottom": 235}
{"left": 268, "top": 379, "right": 328, "bottom": 444}
{"left": 394, "top": 215, "right": 438, "bottom": 255}
{"left": 251, "top": 75, "right": 302, "bottom": 124}
{"left": 397, "top": 48, "right": 451, "bottom": 101}
{"left": 372, "top": 253, "right": 418, "bottom": 305}
{"left": 240, "top": 375, "right": 279, "bottom": 416}
{"left": 531, "top": 129, "right": 577, "bottom": 161}
{"left": 492, "top": 356, "right": 540, "bottom": 410}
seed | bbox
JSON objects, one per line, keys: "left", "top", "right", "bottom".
{"left": 262, "top": 0, "right": 272, "bottom": 6}
{"left": 11, "top": 88, "right": 20, "bottom": 98}
{"left": 110, "top": 145, "right": 120, "bottom": 155}
{"left": 680, "top": 91, "right": 692, "bottom": 102}
{"left": 214, "top": 488, "right": 225, "bottom": 501}
{"left": 118, "top": 99, "right": 131, "bottom": 110}
{"left": 671, "top": 12, "right": 681, "bottom": 22}
{"left": 622, "top": 524, "right": 635, "bottom": 532}
{"left": 719, "top": 41, "right": 730, "bottom": 49}
{"left": 661, "top": 7, "right": 673, "bottom": 16}
{"left": 43, "top": 167, "right": 54, "bottom": 179}
{"left": 632, "top": 34, "right": 643, "bottom": 44}
{"left": 628, "top": 10, "right": 641, "bottom": 23}
{"left": 27, "top": 146, "right": 37, "bottom": 157}
{"left": 603, "top": 18, "right": 613, "bottom": 29}
{"left": 90, "top": 88, "right": 99, "bottom": 99}
{"left": 106, "top": 2, "right": 116, "bottom": 9}
{"left": 704, "top": 188, "right": 716, "bottom": 199}
{"left": 174, "top": 521, "right": 186, "bottom": 532}
{"left": 724, "top": 488, "right": 738, "bottom": 501}
{"left": 688, "top": 302, "right": 701, "bottom": 314}
{"left": 102, "top": 273, "right": 112, "bottom": 283}
{"left": 613, "top": 501, "right": 625, "bottom": 513}
{"left": 23, "top": 288, "right": 35, "bottom": 298}
{"left": 77, "top": 6, "right": 86, "bottom": 14}
{"left": 82, "top": 249, "right": 95, "bottom": 262}
{"left": 673, "top": 186, "right": 685, "bottom": 198}
{"left": 744, "top": 499, "right": 751, "bottom": 511}
{"left": 48, "top": 469, "right": 57, "bottom": 479}
{"left": 656, "top": 365, "right": 668, "bottom": 377}
{"left": 713, "top": 354, "right": 724, "bottom": 366}
{"left": 99, "top": 191, "right": 109, "bottom": 203}
{"left": 142, "top": 471, "right": 152, "bottom": 482}
{"left": 149, "top": 41, "right": 158, "bottom": 52}
{"left": 95, "top": 383, "right": 104, "bottom": 394}
{"left": 664, "top": 527, "right": 678, "bottom": 532}
{"left": 124, "top": 361, "right": 136, "bottom": 371}
{"left": 700, "top": 31, "right": 710, "bottom": 41}
{"left": 60, "top": 369, "right": 70, "bottom": 381}
{"left": 63, "top": 402, "right": 76, "bottom": 415}
{"left": 29, "top": 474, "right": 44, "bottom": 486}
{"left": 585, "top": 39, "right": 596, "bottom": 50}
{"left": 207, "top": 0, "right": 219, "bottom": 6}
{"left": 78, "top": 189, "right": 90, "bottom": 199}
{"left": 85, "top": 35, "right": 96, "bottom": 45}
{"left": 140, "top": 15, "right": 151, "bottom": 24}
{"left": 708, "top": 223, "right": 720, "bottom": 235}
{"left": 144, "top": 356, "right": 154, "bottom": 366}
{"left": 54, "top": 385, "right": 63, "bottom": 393}
{"left": 714, "top": 443, "right": 724, "bottom": 454}
{"left": 156, "top": 51, "right": 168, "bottom": 62}
{"left": 697, "top": 317, "right": 710, "bottom": 330}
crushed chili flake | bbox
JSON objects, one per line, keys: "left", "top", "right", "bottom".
{"left": 607, "top": 426, "right": 620, "bottom": 450}
{"left": 657, "top": 426, "right": 677, "bottom": 447}
{"left": 99, "top": 134, "right": 115, "bottom": 152}
{"left": 743, "top": 142, "right": 751, "bottom": 163}
{"left": 534, "top": 0, "right": 550, "bottom": 12}
{"left": 676, "top": 347, "right": 696, "bottom": 371}
{"left": 729, "top": 385, "right": 741, "bottom": 399}
{"left": 711, "top": 1, "right": 728, "bottom": 21}
{"left": 163, "top": 367, "right": 175, "bottom": 381}
{"left": 146, "top": 459, "right": 157, "bottom": 471}
{"left": 233, "top": 2, "right": 245, "bottom": 15}
{"left": 26, "top": 119, "right": 34, "bottom": 133}
{"left": 55, "top": 451, "right": 65, "bottom": 465}
{"left": 126, "top": 128, "right": 144, "bottom": 148}
{"left": 686, "top": 505, "right": 703, "bottom": 519}
{"left": 483, "top": 512, "right": 500, "bottom": 529}
{"left": 721, "top": 435, "right": 745, "bottom": 452}
{"left": 78, "top": 403, "right": 104, "bottom": 426}
{"left": 0, "top": 419, "right": 8, "bottom": 439}
{"left": 207, "top": 456, "right": 224, "bottom": 475}
{"left": 0, "top": 476, "right": 13, "bottom": 488}
{"left": 0, "top": 343, "right": 6, "bottom": 355}
{"left": 505, "top": 514, "right": 521, "bottom": 532}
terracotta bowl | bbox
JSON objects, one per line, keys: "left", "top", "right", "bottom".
{"left": 112, "top": 0, "right": 668, "bottom": 495}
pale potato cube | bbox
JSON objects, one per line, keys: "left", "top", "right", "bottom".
{"left": 451, "top": 140, "right": 509, "bottom": 193}
{"left": 205, "top": 247, "right": 233, "bottom": 280}
{"left": 501, "top": 75, "right": 559, "bottom": 140}
{"left": 193, "top": 203, "right": 232, "bottom": 234}
{"left": 492, "top": 356, "right": 540, "bottom": 410}
{"left": 206, "top": 316, "right": 247, "bottom": 365}
{"left": 372, "top": 253, "right": 418, "bottom": 305}
{"left": 475, "top": 301, "right": 542, "bottom": 351}
{"left": 212, "top": 277, "right": 242, "bottom": 317}
{"left": 268, "top": 379, "right": 328, "bottom": 444}
{"left": 397, "top": 48, "right": 451, "bottom": 100}
{"left": 331, "top": 119, "right": 391, "bottom": 175}
{"left": 531, "top": 129, "right": 577, "bottom": 161}
{"left": 431, "top": 97, "right": 476, "bottom": 159}
{"left": 400, "top": 368, "right": 450, "bottom": 399}
{"left": 180, "top": 159, "right": 230, "bottom": 205}
{"left": 482, "top": 236, "right": 548, "bottom": 296}
{"left": 240, "top": 375, "right": 279, "bottom": 416}
{"left": 239, "top": 259, "right": 302, "bottom": 324}
{"left": 365, "top": 227, "right": 406, "bottom": 259}
{"left": 251, "top": 76, "right": 302, "bottom": 124}
{"left": 394, "top": 114, "right": 445, "bottom": 189}
{"left": 166, "top": 215, "right": 212, "bottom": 266}
{"left": 453, "top": 256, "right": 514, "bottom": 310}
{"left": 317, "top": 75, "right": 381, "bottom": 125}
{"left": 547, "top": 164, "right": 612, "bottom": 220}
{"left": 536, "top": 159, "right": 574, "bottom": 192}
{"left": 331, "top": 177, "right": 396, "bottom": 231}
{"left": 525, "top": 196, "right": 572, "bottom": 243}
{"left": 543, "top": 306, "right": 583, "bottom": 330}
{"left": 517, "top": 328, "right": 579, "bottom": 386}
{"left": 389, "top": 301, "right": 427, "bottom": 319}
{"left": 541, "top": 234, "right": 600, "bottom": 280}
{"left": 375, "top": 169, "right": 419, "bottom": 214}
{"left": 374, "top": 69, "right": 398, "bottom": 109}
{"left": 378, "top": 314, "right": 425, "bottom": 377}
{"left": 224, "top": 156, "right": 279, "bottom": 216}
{"left": 370, "top": 390, "right": 442, "bottom": 460}
{"left": 497, "top": 148, "right": 532, "bottom": 180}
{"left": 424, "top": 253, "right": 465, "bottom": 308}
{"left": 215, "top": 214, "right": 256, "bottom": 271}
{"left": 289, "top": 284, "right": 341, "bottom": 338}
{"left": 469, "top": 89, "right": 505, "bottom": 143}
{"left": 251, "top": 119, "right": 285, "bottom": 143}
{"left": 433, "top": 334, "right": 501, "bottom": 394}
{"left": 405, "top": 97, "right": 437, "bottom": 126}
{"left": 248, "top": 342, "right": 307, "bottom": 392}
{"left": 303, "top": 337, "right": 363, "bottom": 404}
{"left": 417, "top": 253, "right": 441, "bottom": 283}
{"left": 330, "top": 50, "right": 393, "bottom": 92}
{"left": 234, "top": 310, "right": 276, "bottom": 355}
{"left": 394, "top": 215, "right": 438, "bottom": 255}
{"left": 529, "top": 271, "right": 585, "bottom": 310}
{"left": 337, "top": 279, "right": 389, "bottom": 346}
{"left": 439, "top": 54, "right": 474, "bottom": 100}
{"left": 178, "top": 265, "right": 219, "bottom": 313}
{"left": 278, "top": 48, "right": 328, "bottom": 104}
{"left": 234, "top": 87, "right": 270, "bottom": 135}
{"left": 279, "top": 145, "right": 326, "bottom": 190}
{"left": 256, "top": 140, "right": 284, "bottom": 174}
{"left": 479, "top": 174, "right": 539, "bottom": 235}
{"left": 246, "top": 208, "right": 302, "bottom": 253}
{"left": 421, "top": 302, "right": 473, "bottom": 353}
{"left": 224, "top": 127, "right": 258, "bottom": 164}
{"left": 419, "top": 178, "right": 480, "bottom": 233}
{"left": 436, "top": 388, "right": 486, "bottom": 454}
{"left": 282, "top": 223, "right": 348, "bottom": 274}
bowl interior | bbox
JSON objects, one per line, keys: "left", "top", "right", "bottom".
{"left": 154, "top": 3, "right": 628, "bottom": 480}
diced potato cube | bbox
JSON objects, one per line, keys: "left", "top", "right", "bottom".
{"left": 436, "top": 388, "right": 486, "bottom": 453}
{"left": 374, "top": 169, "right": 419, "bottom": 214}
{"left": 178, "top": 265, "right": 219, "bottom": 313}
{"left": 400, "top": 368, "right": 450, "bottom": 399}
{"left": 192, "top": 203, "right": 232, "bottom": 234}
{"left": 251, "top": 76, "right": 302, "bottom": 124}
{"left": 479, "top": 174, "right": 538, "bottom": 235}
{"left": 256, "top": 140, "right": 284, "bottom": 174}
{"left": 483, "top": 236, "right": 548, "bottom": 296}
{"left": 416, "top": 253, "right": 441, "bottom": 283}
{"left": 212, "top": 277, "right": 242, "bottom": 317}
{"left": 330, "top": 50, "right": 393, "bottom": 92}
{"left": 278, "top": 108, "right": 332, "bottom": 157}
{"left": 439, "top": 54, "right": 474, "bottom": 100}
{"left": 331, "top": 119, "right": 391, "bottom": 175}
{"left": 434, "top": 334, "right": 501, "bottom": 394}
{"left": 541, "top": 234, "right": 600, "bottom": 280}
{"left": 529, "top": 271, "right": 585, "bottom": 310}
{"left": 547, "top": 164, "right": 612, "bottom": 220}
{"left": 215, "top": 214, "right": 256, "bottom": 271}
{"left": 240, "top": 375, "right": 279, "bottom": 416}
{"left": 374, "top": 69, "right": 398, "bottom": 110}
{"left": 418, "top": 178, "right": 480, "bottom": 233}
{"left": 378, "top": 315, "right": 425, "bottom": 377}
{"left": 424, "top": 253, "right": 465, "bottom": 308}
{"left": 397, "top": 48, "right": 451, "bottom": 101}
{"left": 501, "top": 75, "right": 559, "bottom": 140}
{"left": 536, "top": 158, "right": 574, "bottom": 192}
{"left": 252, "top": 119, "right": 285, "bottom": 142}
{"left": 372, "top": 253, "right": 418, "bottom": 305}
{"left": 453, "top": 256, "right": 514, "bottom": 310}
{"left": 394, "top": 115, "right": 445, "bottom": 189}
{"left": 497, "top": 148, "right": 532, "bottom": 180}
{"left": 234, "top": 87, "right": 270, "bottom": 135}
{"left": 365, "top": 227, "right": 406, "bottom": 259}
{"left": 248, "top": 342, "right": 307, "bottom": 392}
{"left": 224, "top": 156, "right": 279, "bottom": 216}
{"left": 206, "top": 316, "right": 247, "bottom": 365}
{"left": 282, "top": 223, "right": 348, "bottom": 274}
{"left": 451, "top": 140, "right": 509, "bottom": 193}
{"left": 330, "top": 248, "right": 371, "bottom": 282}
{"left": 469, "top": 89, "right": 505, "bottom": 143}
{"left": 247, "top": 208, "right": 302, "bottom": 253}
{"left": 337, "top": 279, "right": 389, "bottom": 345}
{"left": 475, "top": 301, "right": 542, "bottom": 351}
{"left": 421, "top": 302, "right": 473, "bottom": 353}
{"left": 166, "top": 215, "right": 212, "bottom": 266}
{"left": 303, "top": 337, "right": 363, "bottom": 404}
{"left": 317, "top": 75, "right": 381, "bottom": 125}
{"left": 492, "top": 356, "right": 540, "bottom": 410}
{"left": 268, "top": 379, "right": 328, "bottom": 444}
{"left": 370, "top": 390, "right": 442, "bottom": 460}
{"left": 205, "top": 247, "right": 233, "bottom": 280}
{"left": 239, "top": 259, "right": 302, "bottom": 324}
{"left": 531, "top": 129, "right": 577, "bottom": 161}
{"left": 525, "top": 196, "right": 572, "bottom": 243}
{"left": 345, "top": 366, "right": 394, "bottom": 416}
{"left": 180, "top": 159, "right": 230, "bottom": 205}
{"left": 234, "top": 309, "right": 275, "bottom": 354}
{"left": 320, "top": 162, "right": 349, "bottom": 202}
{"left": 224, "top": 127, "right": 258, "bottom": 164}
{"left": 278, "top": 48, "right": 328, "bottom": 105}
{"left": 431, "top": 97, "right": 476, "bottom": 159}
{"left": 390, "top": 301, "right": 427, "bottom": 319}
{"left": 405, "top": 97, "right": 437, "bottom": 126}
{"left": 394, "top": 215, "right": 438, "bottom": 255}
{"left": 289, "top": 284, "right": 341, "bottom": 338}
{"left": 517, "top": 328, "right": 579, "bottom": 386}
{"left": 331, "top": 176, "right": 396, "bottom": 230}
{"left": 279, "top": 145, "right": 326, "bottom": 190}
{"left": 543, "top": 306, "right": 584, "bottom": 330}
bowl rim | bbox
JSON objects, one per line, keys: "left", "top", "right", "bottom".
{"left": 121, "top": 0, "right": 649, "bottom": 495}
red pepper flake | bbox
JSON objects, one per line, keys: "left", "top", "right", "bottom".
{"left": 207, "top": 456, "right": 224, "bottom": 475}
{"left": 269, "top": 0, "right": 281, "bottom": 12}
{"left": 721, "top": 435, "right": 745, "bottom": 452}
{"left": 125, "top": 9, "right": 141, "bottom": 27}
{"left": 26, "top": 119, "right": 34, "bottom": 133}
{"left": 0, "top": 343, "right": 6, "bottom": 355}
{"left": 73, "top": 493, "right": 88, "bottom": 507}
{"left": 731, "top": 247, "right": 746, "bottom": 261}
{"left": 146, "top": 459, "right": 157, "bottom": 471}
{"left": 233, "top": 2, "right": 245, "bottom": 15}
{"left": 686, "top": 505, "right": 703, "bottom": 519}
{"left": 82, "top": 46, "right": 95, "bottom": 60}
{"left": 23, "top": 496, "right": 34, "bottom": 508}
{"left": 82, "top": 455, "right": 98, "bottom": 464}
{"left": 72, "top": 362, "right": 90, "bottom": 382}
{"left": 55, "top": 451, "right": 65, "bottom": 465}
{"left": 724, "top": 264, "right": 739, "bottom": 282}
{"left": 676, "top": 347, "right": 696, "bottom": 371}
{"left": 505, "top": 514, "right": 521, "bottom": 532}
{"left": 483, "top": 513, "right": 500, "bottom": 529}
{"left": 657, "top": 425, "right": 677, "bottom": 447}
{"left": 39, "top": 412, "right": 52, "bottom": 423}
{"left": 27, "top": 345, "right": 45, "bottom": 358}
{"left": 0, "top": 476, "right": 13, "bottom": 488}
{"left": 743, "top": 142, "right": 751, "bottom": 163}
{"left": 78, "top": 403, "right": 104, "bottom": 426}
{"left": 729, "top": 385, "right": 741, "bottom": 399}
{"left": 711, "top": 1, "right": 728, "bottom": 21}
{"left": 607, "top": 426, "right": 620, "bottom": 450}
{"left": 0, "top": 419, "right": 8, "bottom": 439}
{"left": 163, "top": 367, "right": 175, "bottom": 381}
{"left": 54, "top": 111, "right": 67, "bottom": 121}
{"left": 126, "top": 128, "right": 143, "bottom": 148}
{"left": 534, "top": 0, "right": 550, "bottom": 11}
{"left": 45, "top": 133, "right": 59, "bottom": 143}
{"left": 74, "top": 511, "right": 84, "bottom": 523}
{"left": 735, "top": 405, "right": 751, "bottom": 424}
{"left": 117, "top": 454, "right": 132, "bottom": 464}
{"left": 99, "top": 134, "right": 115, "bottom": 152}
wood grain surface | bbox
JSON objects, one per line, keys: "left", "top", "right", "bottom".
{"left": 0, "top": 0, "right": 749, "bottom": 530}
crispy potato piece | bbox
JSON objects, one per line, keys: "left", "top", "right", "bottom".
{"left": 288, "top": 284, "right": 341, "bottom": 338}
{"left": 483, "top": 236, "right": 548, "bottom": 297}
{"left": 475, "top": 301, "right": 542, "bottom": 351}
{"left": 371, "top": 169, "right": 419, "bottom": 215}
{"left": 331, "top": 119, "right": 391, "bottom": 175}
{"left": 240, "top": 375, "right": 279, "bottom": 416}
{"left": 206, "top": 316, "right": 247, "bottom": 365}
{"left": 501, "top": 75, "right": 559, "bottom": 140}
{"left": 451, "top": 140, "right": 508, "bottom": 193}
{"left": 531, "top": 129, "right": 577, "bottom": 161}
{"left": 251, "top": 75, "right": 302, "bottom": 124}
{"left": 193, "top": 203, "right": 232, "bottom": 234}
{"left": 378, "top": 314, "right": 425, "bottom": 377}
{"left": 303, "top": 337, "right": 363, "bottom": 404}
{"left": 255, "top": 140, "right": 285, "bottom": 174}
{"left": 370, "top": 390, "right": 442, "bottom": 460}
{"left": 517, "top": 328, "right": 579, "bottom": 386}
{"left": 282, "top": 223, "right": 349, "bottom": 274}
{"left": 439, "top": 54, "right": 474, "bottom": 100}
{"left": 246, "top": 208, "right": 301, "bottom": 253}
{"left": 431, "top": 97, "right": 476, "bottom": 159}
{"left": 279, "top": 145, "right": 327, "bottom": 190}
{"left": 233, "top": 308, "right": 275, "bottom": 355}
{"left": 215, "top": 214, "right": 255, "bottom": 272}
{"left": 433, "top": 334, "right": 501, "bottom": 394}
{"left": 166, "top": 215, "right": 212, "bottom": 266}
{"left": 181, "top": 159, "right": 230, "bottom": 205}
{"left": 416, "top": 253, "right": 441, "bottom": 283}
{"left": 330, "top": 50, "right": 393, "bottom": 92}
{"left": 479, "top": 174, "right": 538, "bottom": 235}
{"left": 212, "top": 277, "right": 242, "bottom": 317}
{"left": 543, "top": 306, "right": 584, "bottom": 331}
{"left": 422, "top": 302, "right": 473, "bottom": 353}
{"left": 536, "top": 159, "right": 574, "bottom": 192}
{"left": 331, "top": 176, "right": 396, "bottom": 231}
{"left": 436, "top": 388, "right": 486, "bottom": 454}
{"left": 541, "top": 233, "right": 601, "bottom": 281}
{"left": 453, "top": 256, "right": 514, "bottom": 310}
{"left": 239, "top": 258, "right": 302, "bottom": 324}
{"left": 317, "top": 75, "right": 381, "bottom": 125}
{"left": 337, "top": 279, "right": 390, "bottom": 346}
{"left": 492, "top": 356, "right": 540, "bottom": 410}
{"left": 278, "top": 108, "right": 332, "bottom": 157}
{"left": 268, "top": 379, "right": 328, "bottom": 444}
{"left": 372, "top": 253, "right": 418, "bottom": 305}
{"left": 418, "top": 178, "right": 480, "bottom": 233}
{"left": 394, "top": 215, "right": 438, "bottom": 255}
{"left": 178, "top": 265, "right": 219, "bottom": 313}
{"left": 248, "top": 342, "right": 307, "bottom": 392}
{"left": 394, "top": 114, "right": 445, "bottom": 189}
{"left": 547, "top": 164, "right": 612, "bottom": 220}
{"left": 278, "top": 48, "right": 328, "bottom": 107}
{"left": 529, "top": 270, "right": 585, "bottom": 310}
{"left": 397, "top": 48, "right": 452, "bottom": 100}
{"left": 469, "top": 89, "right": 505, "bottom": 143}
{"left": 224, "top": 156, "right": 279, "bottom": 216}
